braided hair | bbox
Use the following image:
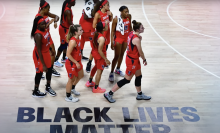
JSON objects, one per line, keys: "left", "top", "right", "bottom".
{"left": 31, "top": 16, "right": 44, "bottom": 39}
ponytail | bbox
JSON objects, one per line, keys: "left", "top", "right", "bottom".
{"left": 60, "top": 0, "right": 71, "bottom": 24}
{"left": 31, "top": 16, "right": 44, "bottom": 39}
{"left": 66, "top": 24, "right": 81, "bottom": 42}
{"left": 93, "top": 21, "right": 105, "bottom": 48}
{"left": 92, "top": 0, "right": 105, "bottom": 17}
{"left": 132, "top": 20, "right": 142, "bottom": 32}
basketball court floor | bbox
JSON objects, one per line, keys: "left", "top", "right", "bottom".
{"left": 0, "top": 0, "right": 219, "bottom": 132}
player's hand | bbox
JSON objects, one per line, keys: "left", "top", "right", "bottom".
{"left": 107, "top": 11, "right": 111, "bottom": 16}
{"left": 50, "top": 19, "right": 54, "bottom": 25}
{"left": 143, "top": 60, "right": 147, "bottom": 66}
{"left": 54, "top": 22, "right": 57, "bottom": 29}
{"left": 43, "top": 65, "right": 48, "bottom": 72}
{"left": 76, "top": 62, "right": 81, "bottom": 69}
{"left": 111, "top": 42, "right": 115, "bottom": 50}
{"left": 105, "top": 59, "right": 111, "bottom": 66}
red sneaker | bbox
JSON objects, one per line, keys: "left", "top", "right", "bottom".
{"left": 92, "top": 87, "right": 106, "bottom": 93}
{"left": 85, "top": 81, "right": 95, "bottom": 87}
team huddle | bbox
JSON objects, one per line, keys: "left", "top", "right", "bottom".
{"left": 31, "top": 0, "right": 151, "bottom": 103}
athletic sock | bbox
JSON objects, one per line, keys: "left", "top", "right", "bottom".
{"left": 89, "top": 78, "right": 93, "bottom": 83}
{"left": 138, "top": 91, "right": 142, "bottom": 95}
{"left": 55, "top": 56, "right": 59, "bottom": 62}
{"left": 63, "top": 53, "right": 66, "bottom": 60}
{"left": 95, "top": 85, "right": 98, "bottom": 89}
{"left": 66, "top": 93, "right": 71, "bottom": 97}
{"left": 72, "top": 85, "right": 75, "bottom": 90}
{"left": 109, "top": 90, "right": 114, "bottom": 95}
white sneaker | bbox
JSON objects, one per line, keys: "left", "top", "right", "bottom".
{"left": 54, "top": 61, "right": 64, "bottom": 67}
{"left": 65, "top": 95, "right": 79, "bottom": 102}
{"left": 71, "top": 89, "right": 80, "bottom": 96}
{"left": 108, "top": 72, "right": 114, "bottom": 82}
{"left": 61, "top": 57, "right": 68, "bottom": 63}
{"left": 115, "top": 69, "right": 125, "bottom": 77}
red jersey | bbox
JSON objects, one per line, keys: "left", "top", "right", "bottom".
{"left": 61, "top": 6, "right": 73, "bottom": 28}
{"left": 126, "top": 31, "right": 140, "bottom": 59}
{"left": 79, "top": 10, "right": 94, "bottom": 32}
{"left": 115, "top": 17, "right": 130, "bottom": 39}
{"left": 36, "top": 13, "right": 50, "bottom": 32}
{"left": 34, "top": 29, "right": 50, "bottom": 53}
{"left": 97, "top": 10, "right": 110, "bottom": 28}
{"left": 69, "top": 37, "right": 81, "bottom": 61}
{"left": 92, "top": 33, "right": 106, "bottom": 59}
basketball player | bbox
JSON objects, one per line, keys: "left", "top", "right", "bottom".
{"left": 109, "top": 6, "right": 132, "bottom": 82}
{"left": 85, "top": 21, "right": 110, "bottom": 93}
{"left": 79, "top": 0, "right": 99, "bottom": 61}
{"left": 31, "top": 16, "right": 57, "bottom": 97}
{"left": 37, "top": 0, "right": 60, "bottom": 78}
{"left": 54, "top": 0, "right": 76, "bottom": 67}
{"left": 65, "top": 25, "right": 84, "bottom": 102}
{"left": 104, "top": 20, "right": 151, "bottom": 103}
{"left": 85, "top": 0, "right": 113, "bottom": 72}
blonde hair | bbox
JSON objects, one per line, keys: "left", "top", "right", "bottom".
{"left": 66, "top": 24, "right": 81, "bottom": 42}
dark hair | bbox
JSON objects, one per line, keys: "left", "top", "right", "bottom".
{"left": 132, "top": 20, "right": 142, "bottom": 32}
{"left": 92, "top": 0, "right": 106, "bottom": 17}
{"left": 119, "top": 6, "right": 128, "bottom": 12}
{"left": 31, "top": 16, "right": 44, "bottom": 39}
{"left": 60, "top": 0, "right": 72, "bottom": 24}
{"left": 84, "top": 0, "right": 90, "bottom": 3}
{"left": 39, "top": 0, "right": 50, "bottom": 11}
{"left": 93, "top": 22, "right": 105, "bottom": 48}
{"left": 66, "top": 24, "right": 81, "bottom": 42}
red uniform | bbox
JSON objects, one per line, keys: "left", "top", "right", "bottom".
{"left": 97, "top": 10, "right": 110, "bottom": 45}
{"left": 36, "top": 13, "right": 54, "bottom": 45}
{"left": 125, "top": 31, "right": 141, "bottom": 76}
{"left": 65, "top": 37, "right": 83, "bottom": 78}
{"left": 91, "top": 33, "right": 107, "bottom": 70}
{"left": 115, "top": 17, "right": 131, "bottom": 44}
{"left": 79, "top": 9, "right": 95, "bottom": 49}
{"left": 59, "top": 6, "right": 73, "bottom": 44}
{"left": 33, "top": 29, "right": 51, "bottom": 73}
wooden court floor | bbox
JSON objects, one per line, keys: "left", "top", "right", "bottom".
{"left": 0, "top": 0, "right": 220, "bottom": 133}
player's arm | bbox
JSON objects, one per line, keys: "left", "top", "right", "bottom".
{"left": 108, "top": 11, "right": 113, "bottom": 22}
{"left": 93, "top": 12, "right": 100, "bottom": 28}
{"left": 128, "top": 14, "right": 133, "bottom": 31}
{"left": 111, "top": 17, "right": 117, "bottom": 49}
{"left": 66, "top": 40, "right": 78, "bottom": 64}
{"left": 35, "top": 33, "right": 47, "bottom": 67}
{"left": 133, "top": 37, "right": 147, "bottom": 65}
{"left": 48, "top": 12, "right": 59, "bottom": 22}
{"left": 65, "top": 10, "right": 74, "bottom": 26}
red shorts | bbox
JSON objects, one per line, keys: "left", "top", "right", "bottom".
{"left": 33, "top": 50, "right": 51, "bottom": 73}
{"left": 114, "top": 37, "right": 127, "bottom": 45}
{"left": 65, "top": 59, "right": 83, "bottom": 78}
{"left": 59, "top": 25, "right": 69, "bottom": 44}
{"left": 80, "top": 31, "right": 94, "bottom": 49}
{"left": 94, "top": 58, "right": 106, "bottom": 70}
{"left": 125, "top": 56, "right": 141, "bottom": 76}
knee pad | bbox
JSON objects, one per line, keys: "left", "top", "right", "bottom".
{"left": 117, "top": 78, "right": 130, "bottom": 88}
{"left": 58, "top": 43, "right": 68, "bottom": 52}
{"left": 135, "top": 75, "right": 142, "bottom": 87}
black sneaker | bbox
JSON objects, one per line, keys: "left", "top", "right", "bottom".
{"left": 82, "top": 56, "right": 89, "bottom": 61}
{"left": 52, "top": 68, "right": 60, "bottom": 77}
{"left": 45, "top": 86, "right": 56, "bottom": 96}
{"left": 32, "top": 90, "right": 46, "bottom": 98}
{"left": 86, "top": 62, "right": 91, "bottom": 73}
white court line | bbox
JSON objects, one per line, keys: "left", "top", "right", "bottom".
{"left": 167, "top": 0, "right": 220, "bottom": 39}
{"left": 0, "top": 3, "right": 6, "bottom": 20}
{"left": 141, "top": 0, "right": 220, "bottom": 79}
